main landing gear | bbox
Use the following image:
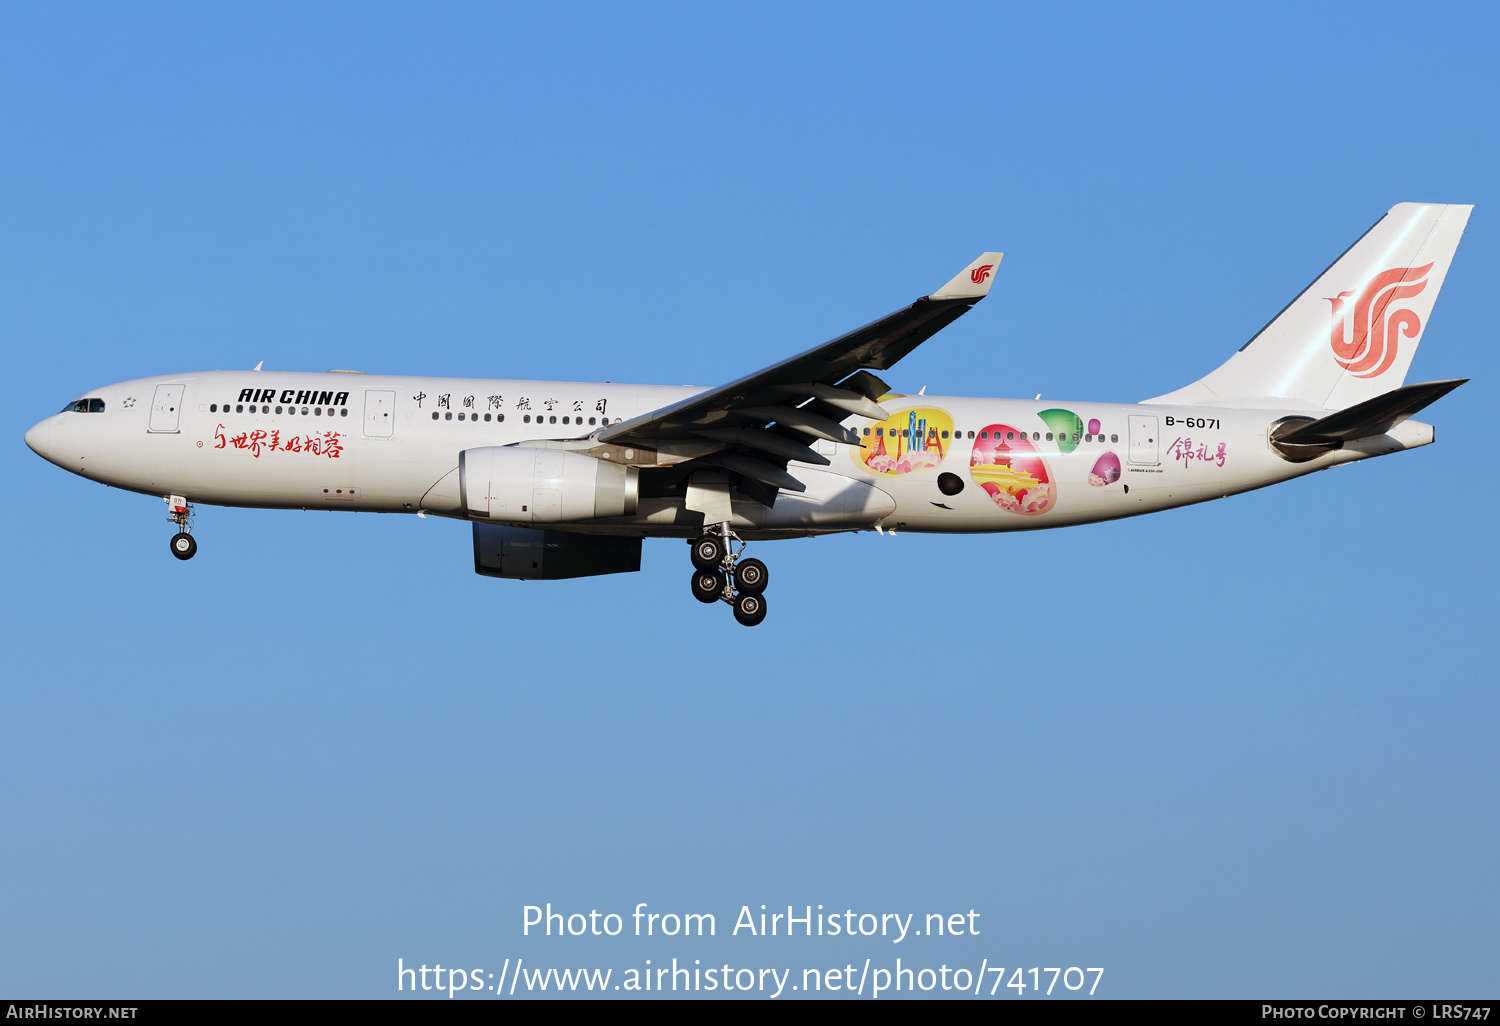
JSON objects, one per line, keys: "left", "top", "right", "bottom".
{"left": 688, "top": 523, "right": 770, "bottom": 627}
{"left": 166, "top": 495, "right": 197, "bottom": 561}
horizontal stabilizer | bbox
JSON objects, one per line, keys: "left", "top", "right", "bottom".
{"left": 1274, "top": 378, "right": 1467, "bottom": 445}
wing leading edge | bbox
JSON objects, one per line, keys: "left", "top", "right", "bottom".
{"left": 596, "top": 252, "right": 1001, "bottom": 505}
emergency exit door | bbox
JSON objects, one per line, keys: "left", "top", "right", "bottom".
{"left": 364, "top": 390, "right": 396, "bottom": 437}
{"left": 1128, "top": 415, "right": 1159, "bottom": 465}
{"left": 148, "top": 383, "right": 185, "bottom": 433}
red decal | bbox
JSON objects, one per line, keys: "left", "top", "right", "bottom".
{"left": 211, "top": 428, "right": 345, "bottom": 459}
{"left": 969, "top": 264, "right": 994, "bottom": 285}
{"left": 1326, "top": 263, "right": 1431, "bottom": 379}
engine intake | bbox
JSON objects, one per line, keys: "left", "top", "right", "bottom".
{"left": 460, "top": 446, "right": 638, "bottom": 522}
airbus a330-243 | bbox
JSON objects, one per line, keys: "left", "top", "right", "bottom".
{"left": 26, "top": 202, "right": 1471, "bottom": 626}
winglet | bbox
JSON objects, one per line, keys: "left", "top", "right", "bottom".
{"left": 930, "top": 252, "right": 1003, "bottom": 299}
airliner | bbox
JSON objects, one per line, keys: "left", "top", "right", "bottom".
{"left": 25, "top": 202, "right": 1471, "bottom": 626}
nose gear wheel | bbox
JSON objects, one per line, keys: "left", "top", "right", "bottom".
{"left": 165, "top": 496, "right": 198, "bottom": 560}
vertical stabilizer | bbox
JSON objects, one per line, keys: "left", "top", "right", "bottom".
{"left": 1145, "top": 203, "right": 1472, "bottom": 411}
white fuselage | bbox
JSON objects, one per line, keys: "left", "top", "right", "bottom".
{"left": 25, "top": 369, "right": 1432, "bottom": 538}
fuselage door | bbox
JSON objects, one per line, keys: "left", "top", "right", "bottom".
{"left": 148, "top": 383, "right": 185, "bottom": 433}
{"left": 1128, "top": 415, "right": 1159, "bottom": 465}
{"left": 364, "top": 390, "right": 396, "bottom": 438}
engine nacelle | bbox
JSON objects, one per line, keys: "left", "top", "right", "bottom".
{"left": 459, "top": 445, "right": 638, "bottom": 522}
{"left": 473, "top": 523, "right": 641, "bottom": 580}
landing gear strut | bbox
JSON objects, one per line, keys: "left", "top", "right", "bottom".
{"left": 166, "top": 495, "right": 197, "bottom": 561}
{"left": 687, "top": 522, "right": 770, "bottom": 626}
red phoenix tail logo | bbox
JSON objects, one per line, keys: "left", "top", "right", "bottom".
{"left": 970, "top": 264, "right": 994, "bottom": 285}
{"left": 1325, "top": 263, "right": 1432, "bottom": 379}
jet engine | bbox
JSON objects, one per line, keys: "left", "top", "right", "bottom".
{"left": 472, "top": 523, "right": 641, "bottom": 580}
{"left": 459, "top": 446, "right": 639, "bottom": 522}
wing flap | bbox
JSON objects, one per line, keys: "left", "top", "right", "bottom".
{"left": 596, "top": 252, "right": 1001, "bottom": 507}
{"left": 598, "top": 252, "right": 1001, "bottom": 446}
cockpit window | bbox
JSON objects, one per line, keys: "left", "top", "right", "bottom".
{"left": 60, "top": 399, "right": 106, "bottom": 413}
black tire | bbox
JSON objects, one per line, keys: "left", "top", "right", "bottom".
{"left": 170, "top": 532, "right": 197, "bottom": 561}
{"left": 690, "top": 535, "right": 725, "bottom": 571}
{"left": 733, "top": 591, "right": 767, "bottom": 627}
{"left": 690, "top": 568, "right": 724, "bottom": 604}
{"left": 733, "top": 557, "right": 769, "bottom": 594}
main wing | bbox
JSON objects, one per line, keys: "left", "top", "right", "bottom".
{"left": 597, "top": 252, "right": 1002, "bottom": 505}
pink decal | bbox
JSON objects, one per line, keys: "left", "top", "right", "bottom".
{"left": 1167, "top": 437, "right": 1227, "bottom": 468}
{"left": 969, "top": 424, "right": 1055, "bottom": 515}
{"left": 1088, "top": 451, "right": 1121, "bottom": 486}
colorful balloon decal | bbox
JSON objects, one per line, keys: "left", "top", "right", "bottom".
{"left": 969, "top": 424, "right": 1055, "bottom": 515}
{"left": 854, "top": 406, "right": 954, "bottom": 477}
{"left": 1089, "top": 451, "right": 1121, "bottom": 486}
{"left": 1037, "top": 409, "right": 1084, "bottom": 453}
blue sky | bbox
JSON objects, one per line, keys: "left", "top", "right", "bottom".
{"left": 1, "top": 2, "right": 1496, "bottom": 999}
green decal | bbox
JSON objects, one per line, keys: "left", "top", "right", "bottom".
{"left": 1038, "top": 409, "right": 1084, "bottom": 453}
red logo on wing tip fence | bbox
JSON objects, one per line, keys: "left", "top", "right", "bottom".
{"left": 969, "top": 264, "right": 994, "bottom": 285}
{"left": 1325, "top": 263, "right": 1433, "bottom": 379}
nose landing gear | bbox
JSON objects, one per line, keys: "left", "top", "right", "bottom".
{"left": 688, "top": 523, "right": 770, "bottom": 626}
{"left": 166, "top": 495, "right": 197, "bottom": 561}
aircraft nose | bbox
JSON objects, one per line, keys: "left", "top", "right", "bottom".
{"left": 24, "top": 418, "right": 51, "bottom": 458}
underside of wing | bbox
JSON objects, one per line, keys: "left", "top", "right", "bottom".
{"left": 590, "top": 252, "right": 1002, "bottom": 507}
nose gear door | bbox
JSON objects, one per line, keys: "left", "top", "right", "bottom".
{"left": 148, "top": 384, "right": 185, "bottom": 433}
